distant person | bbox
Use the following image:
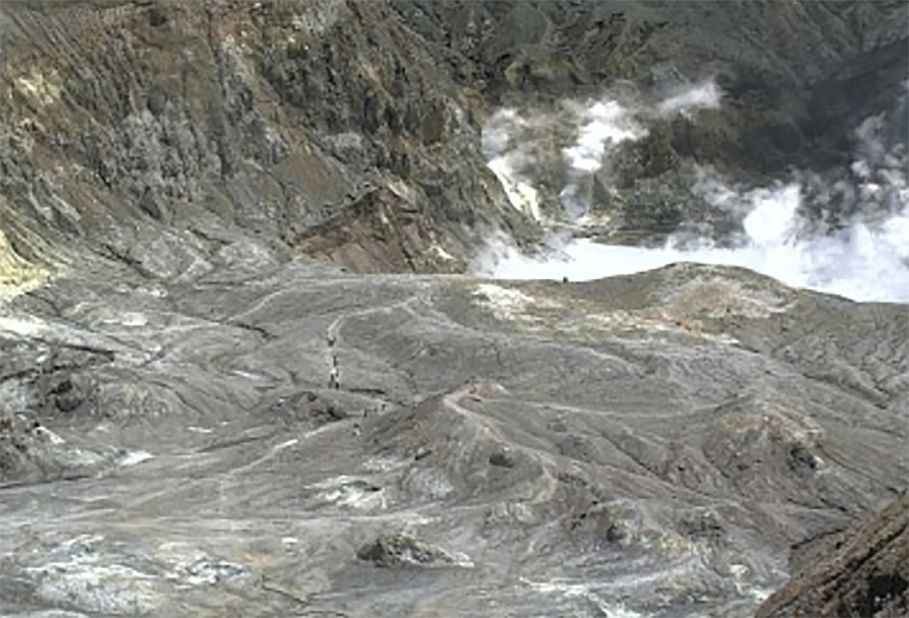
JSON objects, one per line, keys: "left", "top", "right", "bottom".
{"left": 329, "top": 357, "right": 341, "bottom": 390}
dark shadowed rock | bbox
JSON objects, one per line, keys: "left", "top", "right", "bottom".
{"left": 357, "top": 533, "right": 469, "bottom": 568}
{"left": 757, "top": 491, "right": 909, "bottom": 618}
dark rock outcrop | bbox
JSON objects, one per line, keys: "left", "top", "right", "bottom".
{"left": 357, "top": 533, "right": 467, "bottom": 568}
{"left": 757, "top": 491, "right": 909, "bottom": 618}
{"left": 393, "top": 0, "right": 908, "bottom": 170}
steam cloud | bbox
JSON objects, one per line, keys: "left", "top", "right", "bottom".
{"left": 477, "top": 80, "right": 909, "bottom": 303}
{"left": 482, "top": 109, "right": 543, "bottom": 221}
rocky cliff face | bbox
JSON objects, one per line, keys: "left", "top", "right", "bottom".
{"left": 0, "top": 2, "right": 907, "bottom": 617}
{"left": 0, "top": 0, "right": 535, "bottom": 283}
{"left": 2, "top": 0, "right": 907, "bottom": 279}
{"left": 395, "top": 0, "right": 908, "bottom": 226}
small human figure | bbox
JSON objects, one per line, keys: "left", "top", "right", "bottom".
{"left": 562, "top": 276, "right": 569, "bottom": 283}
{"left": 328, "top": 365, "right": 340, "bottom": 390}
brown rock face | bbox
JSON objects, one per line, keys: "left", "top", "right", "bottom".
{"left": 0, "top": 0, "right": 534, "bottom": 281}
{"left": 757, "top": 491, "right": 909, "bottom": 618}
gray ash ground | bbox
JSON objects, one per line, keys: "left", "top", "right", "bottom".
{"left": 2, "top": 261, "right": 906, "bottom": 616}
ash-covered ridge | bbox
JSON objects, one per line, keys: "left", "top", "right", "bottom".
{"left": 2, "top": 263, "right": 907, "bottom": 617}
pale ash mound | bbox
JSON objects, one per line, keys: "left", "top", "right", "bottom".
{"left": 757, "top": 491, "right": 909, "bottom": 618}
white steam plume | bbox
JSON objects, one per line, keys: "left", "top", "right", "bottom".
{"left": 657, "top": 80, "right": 723, "bottom": 117}
{"left": 559, "top": 100, "right": 646, "bottom": 216}
{"left": 477, "top": 82, "right": 909, "bottom": 303}
{"left": 482, "top": 109, "right": 543, "bottom": 221}
{"left": 484, "top": 79, "right": 724, "bottom": 221}
{"left": 478, "top": 171, "right": 909, "bottom": 303}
